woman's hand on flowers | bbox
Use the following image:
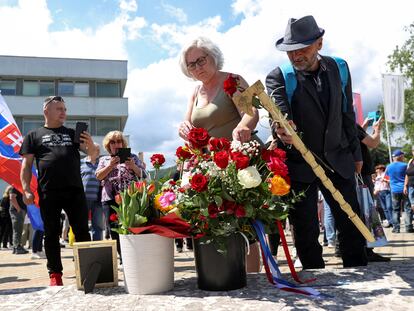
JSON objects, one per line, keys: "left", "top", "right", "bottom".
{"left": 178, "top": 120, "right": 194, "bottom": 140}
{"left": 232, "top": 125, "right": 251, "bottom": 143}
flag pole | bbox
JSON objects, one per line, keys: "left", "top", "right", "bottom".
{"left": 384, "top": 119, "right": 392, "bottom": 163}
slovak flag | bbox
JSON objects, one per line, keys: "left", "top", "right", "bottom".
{"left": 0, "top": 93, "right": 43, "bottom": 230}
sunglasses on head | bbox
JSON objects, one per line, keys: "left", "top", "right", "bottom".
{"left": 44, "top": 96, "right": 65, "bottom": 107}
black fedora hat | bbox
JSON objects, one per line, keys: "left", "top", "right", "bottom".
{"left": 276, "top": 15, "right": 325, "bottom": 51}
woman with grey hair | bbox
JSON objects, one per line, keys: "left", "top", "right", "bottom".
{"left": 178, "top": 37, "right": 259, "bottom": 142}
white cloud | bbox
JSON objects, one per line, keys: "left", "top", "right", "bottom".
{"left": 119, "top": 0, "right": 137, "bottom": 13}
{"left": 161, "top": 2, "right": 187, "bottom": 23}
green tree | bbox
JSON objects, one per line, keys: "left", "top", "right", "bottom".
{"left": 387, "top": 22, "right": 414, "bottom": 145}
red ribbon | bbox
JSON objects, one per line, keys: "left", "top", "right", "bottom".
{"left": 276, "top": 220, "right": 316, "bottom": 284}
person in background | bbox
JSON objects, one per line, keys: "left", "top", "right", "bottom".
{"left": 31, "top": 228, "right": 45, "bottom": 259}
{"left": 20, "top": 95, "right": 94, "bottom": 286}
{"left": 21, "top": 213, "right": 33, "bottom": 249}
{"left": 0, "top": 185, "right": 13, "bottom": 249}
{"left": 404, "top": 146, "right": 414, "bottom": 213}
{"left": 81, "top": 143, "right": 104, "bottom": 241}
{"left": 374, "top": 164, "right": 393, "bottom": 228}
{"left": 9, "top": 187, "right": 28, "bottom": 254}
{"left": 96, "top": 131, "right": 146, "bottom": 262}
{"left": 385, "top": 150, "right": 413, "bottom": 233}
{"left": 266, "top": 15, "right": 367, "bottom": 268}
{"left": 357, "top": 117, "right": 390, "bottom": 261}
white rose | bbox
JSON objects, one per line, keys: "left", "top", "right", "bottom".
{"left": 237, "top": 166, "right": 262, "bottom": 189}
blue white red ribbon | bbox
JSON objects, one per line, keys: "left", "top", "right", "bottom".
{"left": 252, "top": 219, "right": 323, "bottom": 297}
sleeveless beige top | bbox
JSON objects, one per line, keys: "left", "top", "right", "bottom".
{"left": 191, "top": 87, "right": 241, "bottom": 140}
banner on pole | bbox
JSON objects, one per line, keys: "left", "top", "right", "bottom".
{"left": 382, "top": 74, "right": 405, "bottom": 124}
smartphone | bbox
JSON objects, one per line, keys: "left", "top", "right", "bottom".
{"left": 74, "top": 122, "right": 88, "bottom": 143}
{"left": 367, "top": 111, "right": 381, "bottom": 126}
{"left": 116, "top": 148, "right": 131, "bottom": 163}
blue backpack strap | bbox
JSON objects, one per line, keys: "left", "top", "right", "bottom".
{"left": 331, "top": 56, "right": 349, "bottom": 112}
{"left": 279, "top": 62, "right": 297, "bottom": 105}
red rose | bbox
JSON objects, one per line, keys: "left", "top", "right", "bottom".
{"left": 109, "top": 213, "right": 118, "bottom": 222}
{"left": 176, "top": 146, "right": 192, "bottom": 160}
{"left": 267, "top": 157, "right": 289, "bottom": 177}
{"left": 230, "top": 151, "right": 250, "bottom": 170}
{"left": 208, "top": 203, "right": 219, "bottom": 218}
{"left": 190, "top": 173, "right": 208, "bottom": 192}
{"left": 223, "top": 75, "right": 239, "bottom": 97}
{"left": 208, "top": 137, "right": 231, "bottom": 152}
{"left": 150, "top": 154, "right": 166, "bottom": 168}
{"left": 223, "top": 200, "right": 236, "bottom": 215}
{"left": 235, "top": 204, "right": 246, "bottom": 218}
{"left": 213, "top": 150, "right": 229, "bottom": 169}
{"left": 261, "top": 148, "right": 287, "bottom": 162}
{"left": 187, "top": 128, "right": 210, "bottom": 149}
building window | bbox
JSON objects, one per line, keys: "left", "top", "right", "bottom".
{"left": 96, "top": 82, "right": 119, "bottom": 97}
{"left": 0, "top": 80, "right": 17, "bottom": 95}
{"left": 58, "top": 81, "right": 74, "bottom": 96}
{"left": 74, "top": 82, "right": 89, "bottom": 97}
{"left": 96, "top": 118, "right": 120, "bottom": 136}
{"left": 23, "top": 119, "right": 44, "bottom": 135}
{"left": 40, "top": 81, "right": 55, "bottom": 96}
{"left": 23, "top": 81, "right": 39, "bottom": 96}
{"left": 65, "top": 119, "right": 90, "bottom": 131}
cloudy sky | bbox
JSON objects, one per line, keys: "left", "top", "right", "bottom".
{"left": 0, "top": 0, "right": 412, "bottom": 165}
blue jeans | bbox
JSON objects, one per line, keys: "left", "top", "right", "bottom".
{"left": 408, "top": 186, "right": 414, "bottom": 208}
{"left": 323, "top": 201, "right": 336, "bottom": 244}
{"left": 377, "top": 190, "right": 393, "bottom": 225}
{"left": 32, "top": 230, "right": 44, "bottom": 253}
{"left": 392, "top": 192, "right": 413, "bottom": 231}
{"left": 87, "top": 200, "right": 105, "bottom": 241}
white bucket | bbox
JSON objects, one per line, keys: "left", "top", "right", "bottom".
{"left": 119, "top": 233, "right": 174, "bottom": 294}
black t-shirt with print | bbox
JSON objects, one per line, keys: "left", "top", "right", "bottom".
{"left": 19, "top": 126, "right": 82, "bottom": 192}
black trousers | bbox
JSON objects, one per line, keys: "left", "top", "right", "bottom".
{"left": 290, "top": 173, "right": 367, "bottom": 269}
{"left": 39, "top": 188, "right": 90, "bottom": 274}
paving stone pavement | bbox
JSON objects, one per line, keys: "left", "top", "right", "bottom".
{"left": 1, "top": 226, "right": 414, "bottom": 310}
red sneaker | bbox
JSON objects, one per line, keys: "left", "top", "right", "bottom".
{"left": 49, "top": 273, "right": 63, "bottom": 286}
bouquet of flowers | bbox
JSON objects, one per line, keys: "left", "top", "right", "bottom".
{"left": 171, "top": 127, "right": 296, "bottom": 249}
{"left": 112, "top": 153, "right": 167, "bottom": 235}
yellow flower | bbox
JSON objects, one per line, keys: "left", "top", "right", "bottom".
{"left": 153, "top": 193, "right": 175, "bottom": 213}
{"left": 269, "top": 175, "right": 290, "bottom": 196}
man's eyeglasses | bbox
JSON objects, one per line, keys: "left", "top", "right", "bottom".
{"left": 187, "top": 55, "right": 208, "bottom": 71}
{"left": 43, "top": 96, "right": 65, "bottom": 108}
{"left": 109, "top": 139, "right": 123, "bottom": 145}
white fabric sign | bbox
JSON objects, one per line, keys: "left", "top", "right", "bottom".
{"left": 382, "top": 74, "right": 405, "bottom": 124}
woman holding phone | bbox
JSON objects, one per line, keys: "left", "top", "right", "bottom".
{"left": 96, "top": 131, "right": 145, "bottom": 261}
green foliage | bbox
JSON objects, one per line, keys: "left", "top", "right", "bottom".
{"left": 387, "top": 22, "right": 414, "bottom": 145}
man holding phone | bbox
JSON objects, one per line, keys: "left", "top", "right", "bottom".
{"left": 19, "top": 96, "right": 94, "bottom": 286}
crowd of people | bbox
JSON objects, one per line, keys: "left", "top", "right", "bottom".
{"left": 1, "top": 14, "right": 413, "bottom": 287}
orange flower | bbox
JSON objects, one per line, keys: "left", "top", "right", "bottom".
{"left": 269, "top": 175, "right": 290, "bottom": 196}
{"left": 147, "top": 183, "right": 156, "bottom": 195}
{"left": 115, "top": 194, "right": 122, "bottom": 205}
{"left": 134, "top": 181, "right": 146, "bottom": 193}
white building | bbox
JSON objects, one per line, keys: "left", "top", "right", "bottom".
{"left": 0, "top": 55, "right": 128, "bottom": 190}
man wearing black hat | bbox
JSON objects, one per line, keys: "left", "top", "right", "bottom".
{"left": 266, "top": 15, "right": 367, "bottom": 268}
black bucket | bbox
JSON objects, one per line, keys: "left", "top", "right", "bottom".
{"left": 193, "top": 233, "right": 247, "bottom": 291}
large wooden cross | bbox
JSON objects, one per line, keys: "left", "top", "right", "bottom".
{"left": 233, "top": 80, "right": 374, "bottom": 242}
